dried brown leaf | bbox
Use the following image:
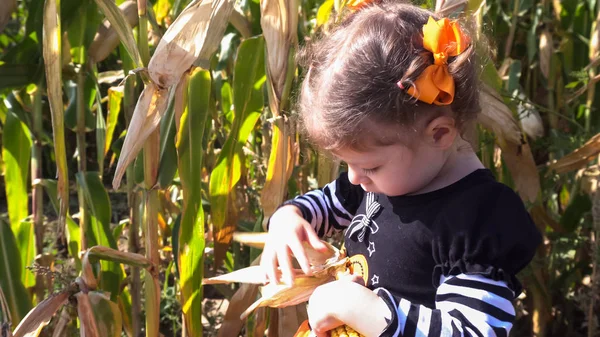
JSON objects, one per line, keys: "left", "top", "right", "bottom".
{"left": 12, "top": 291, "right": 70, "bottom": 337}
{"left": 148, "top": 0, "right": 235, "bottom": 88}
{"left": 261, "top": 0, "right": 298, "bottom": 101}
{"left": 499, "top": 141, "right": 540, "bottom": 203}
{"left": 112, "top": 83, "right": 169, "bottom": 189}
{"left": 75, "top": 293, "right": 99, "bottom": 337}
{"left": 539, "top": 29, "right": 552, "bottom": 80}
{"left": 477, "top": 84, "right": 522, "bottom": 145}
{"left": 216, "top": 283, "right": 260, "bottom": 337}
{"left": 548, "top": 133, "right": 600, "bottom": 174}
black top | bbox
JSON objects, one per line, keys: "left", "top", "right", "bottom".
{"left": 287, "top": 169, "right": 542, "bottom": 308}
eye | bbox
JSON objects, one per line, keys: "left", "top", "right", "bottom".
{"left": 362, "top": 167, "right": 379, "bottom": 175}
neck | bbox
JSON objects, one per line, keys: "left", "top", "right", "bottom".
{"left": 412, "top": 138, "right": 484, "bottom": 194}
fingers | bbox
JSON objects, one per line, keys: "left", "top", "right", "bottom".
{"left": 288, "top": 238, "right": 312, "bottom": 275}
{"left": 304, "top": 225, "right": 329, "bottom": 252}
{"left": 261, "top": 244, "right": 280, "bottom": 285}
{"left": 277, "top": 245, "right": 295, "bottom": 285}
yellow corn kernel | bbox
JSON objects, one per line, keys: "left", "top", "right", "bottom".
{"left": 330, "top": 325, "right": 363, "bottom": 337}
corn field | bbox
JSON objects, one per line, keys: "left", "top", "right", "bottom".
{"left": 0, "top": 0, "right": 598, "bottom": 335}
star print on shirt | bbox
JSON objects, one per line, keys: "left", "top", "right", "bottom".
{"left": 371, "top": 274, "right": 379, "bottom": 285}
{"left": 367, "top": 241, "right": 376, "bottom": 257}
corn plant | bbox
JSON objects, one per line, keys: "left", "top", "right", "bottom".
{"left": 0, "top": 0, "right": 599, "bottom": 336}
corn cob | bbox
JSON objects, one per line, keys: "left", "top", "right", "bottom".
{"left": 330, "top": 324, "right": 363, "bottom": 337}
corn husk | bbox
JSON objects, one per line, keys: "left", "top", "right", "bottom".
{"left": 88, "top": 1, "right": 139, "bottom": 63}
{"left": 147, "top": 0, "right": 235, "bottom": 88}
{"left": 112, "top": 83, "right": 169, "bottom": 189}
{"left": 548, "top": 133, "right": 600, "bottom": 174}
{"left": 0, "top": 0, "right": 15, "bottom": 34}
{"left": 261, "top": 0, "right": 298, "bottom": 103}
{"left": 203, "top": 239, "right": 347, "bottom": 320}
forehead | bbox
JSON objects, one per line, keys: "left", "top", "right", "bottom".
{"left": 332, "top": 143, "right": 406, "bottom": 165}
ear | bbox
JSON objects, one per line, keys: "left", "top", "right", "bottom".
{"left": 424, "top": 116, "right": 457, "bottom": 149}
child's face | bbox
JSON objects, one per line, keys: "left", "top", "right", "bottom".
{"left": 333, "top": 138, "right": 447, "bottom": 196}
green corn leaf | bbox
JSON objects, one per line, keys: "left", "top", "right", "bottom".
{"left": 2, "top": 110, "right": 31, "bottom": 234}
{"left": 43, "top": 0, "right": 69, "bottom": 232}
{"left": 1, "top": 110, "right": 35, "bottom": 287}
{"left": 105, "top": 87, "right": 123, "bottom": 158}
{"left": 209, "top": 36, "right": 265, "bottom": 265}
{"left": 15, "top": 221, "right": 35, "bottom": 288}
{"left": 158, "top": 92, "right": 178, "bottom": 188}
{"left": 92, "top": 0, "right": 144, "bottom": 69}
{"left": 93, "top": 75, "right": 107, "bottom": 174}
{"left": 176, "top": 68, "right": 212, "bottom": 337}
{"left": 316, "top": 0, "right": 334, "bottom": 27}
{"left": 76, "top": 172, "right": 122, "bottom": 300}
{"left": 0, "top": 219, "right": 32, "bottom": 328}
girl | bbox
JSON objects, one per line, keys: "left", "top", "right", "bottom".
{"left": 260, "top": 2, "right": 542, "bottom": 336}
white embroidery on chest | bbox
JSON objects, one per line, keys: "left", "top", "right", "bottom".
{"left": 347, "top": 193, "right": 381, "bottom": 242}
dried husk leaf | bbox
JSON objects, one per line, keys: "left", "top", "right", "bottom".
{"left": 80, "top": 252, "right": 98, "bottom": 291}
{"left": 477, "top": 84, "right": 522, "bottom": 145}
{"left": 232, "top": 232, "right": 269, "bottom": 249}
{"left": 242, "top": 273, "right": 338, "bottom": 319}
{"left": 203, "top": 266, "right": 269, "bottom": 285}
{"left": 0, "top": 0, "right": 15, "bottom": 34}
{"left": 499, "top": 140, "right": 540, "bottom": 203}
{"left": 203, "top": 239, "right": 346, "bottom": 320}
{"left": 231, "top": 233, "right": 339, "bottom": 266}
{"left": 539, "top": 29, "right": 552, "bottom": 80}
{"left": 112, "top": 83, "right": 170, "bottom": 189}
{"left": 148, "top": 0, "right": 235, "bottom": 88}
{"left": 12, "top": 291, "right": 70, "bottom": 337}
{"left": 88, "top": 1, "right": 139, "bottom": 63}
{"left": 86, "top": 246, "right": 153, "bottom": 269}
{"left": 261, "top": 0, "right": 298, "bottom": 101}
{"left": 548, "top": 133, "right": 600, "bottom": 174}
{"left": 75, "top": 292, "right": 99, "bottom": 337}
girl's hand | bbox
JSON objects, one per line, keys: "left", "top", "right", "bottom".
{"left": 307, "top": 280, "right": 392, "bottom": 337}
{"left": 260, "top": 205, "right": 329, "bottom": 285}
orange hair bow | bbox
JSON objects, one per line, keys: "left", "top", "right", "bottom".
{"left": 401, "top": 17, "right": 470, "bottom": 105}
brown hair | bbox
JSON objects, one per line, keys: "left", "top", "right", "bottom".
{"left": 297, "top": 1, "right": 480, "bottom": 151}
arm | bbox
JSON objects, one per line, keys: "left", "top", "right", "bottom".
{"left": 307, "top": 274, "right": 515, "bottom": 337}
{"left": 281, "top": 172, "right": 364, "bottom": 237}
{"left": 375, "top": 273, "right": 515, "bottom": 337}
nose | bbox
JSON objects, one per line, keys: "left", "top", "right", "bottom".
{"left": 347, "top": 166, "right": 369, "bottom": 185}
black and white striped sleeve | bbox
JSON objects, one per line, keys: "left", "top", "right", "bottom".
{"left": 374, "top": 274, "right": 516, "bottom": 337}
{"left": 282, "top": 173, "right": 364, "bottom": 237}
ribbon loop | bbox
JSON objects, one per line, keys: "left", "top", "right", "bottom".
{"left": 401, "top": 17, "right": 470, "bottom": 105}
